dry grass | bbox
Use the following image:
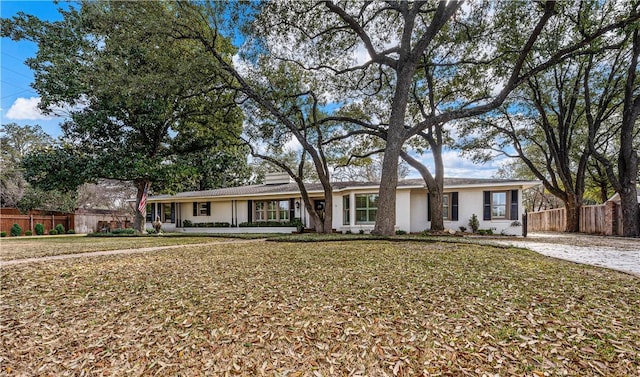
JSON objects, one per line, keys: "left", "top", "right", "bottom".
{"left": 1, "top": 241, "right": 639, "bottom": 376}
{"left": 0, "top": 235, "right": 232, "bottom": 261}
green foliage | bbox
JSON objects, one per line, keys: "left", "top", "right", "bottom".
{"left": 395, "top": 230, "right": 407, "bottom": 235}
{"left": 34, "top": 223, "right": 45, "bottom": 235}
{"left": 2, "top": 2, "right": 246, "bottom": 232}
{"left": 49, "top": 229, "right": 58, "bottom": 235}
{"left": 146, "top": 228, "right": 157, "bottom": 235}
{"left": 17, "top": 186, "right": 77, "bottom": 213}
{"left": 1, "top": 123, "right": 55, "bottom": 207}
{"left": 67, "top": 229, "right": 75, "bottom": 234}
{"left": 459, "top": 226, "right": 467, "bottom": 233}
{"left": 0, "top": 231, "right": 6, "bottom": 237}
{"left": 468, "top": 214, "right": 480, "bottom": 233}
{"left": 25, "top": 230, "right": 33, "bottom": 236}
{"left": 10, "top": 223, "right": 22, "bottom": 237}
{"left": 183, "top": 222, "right": 231, "bottom": 228}
{"left": 239, "top": 221, "right": 299, "bottom": 228}
{"left": 55, "top": 224, "right": 65, "bottom": 235}
{"left": 111, "top": 228, "right": 135, "bottom": 235}
{"left": 477, "top": 229, "right": 494, "bottom": 236}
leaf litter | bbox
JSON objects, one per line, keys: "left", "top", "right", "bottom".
{"left": 1, "top": 240, "right": 638, "bottom": 376}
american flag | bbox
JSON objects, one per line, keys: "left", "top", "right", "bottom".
{"left": 138, "top": 183, "right": 148, "bottom": 215}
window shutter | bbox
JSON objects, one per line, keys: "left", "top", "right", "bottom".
{"left": 510, "top": 190, "right": 519, "bottom": 220}
{"left": 483, "top": 191, "right": 491, "bottom": 220}
{"left": 290, "top": 198, "right": 295, "bottom": 220}
{"left": 193, "top": 202, "right": 198, "bottom": 217}
{"left": 170, "top": 203, "right": 175, "bottom": 223}
{"left": 451, "top": 192, "right": 459, "bottom": 221}
{"left": 206, "top": 202, "right": 211, "bottom": 216}
{"left": 247, "top": 200, "right": 253, "bottom": 222}
{"left": 152, "top": 203, "right": 157, "bottom": 221}
{"left": 427, "top": 194, "right": 431, "bottom": 222}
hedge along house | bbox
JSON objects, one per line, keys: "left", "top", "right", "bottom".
{"left": 144, "top": 172, "right": 540, "bottom": 235}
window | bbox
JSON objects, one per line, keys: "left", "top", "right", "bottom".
{"left": 162, "top": 203, "right": 174, "bottom": 223}
{"left": 355, "top": 194, "right": 378, "bottom": 224}
{"left": 255, "top": 201, "right": 266, "bottom": 221}
{"left": 279, "top": 200, "right": 290, "bottom": 222}
{"left": 255, "top": 200, "right": 290, "bottom": 222}
{"left": 343, "top": 195, "right": 350, "bottom": 225}
{"left": 442, "top": 193, "right": 450, "bottom": 220}
{"left": 267, "top": 201, "right": 277, "bottom": 220}
{"left": 491, "top": 192, "right": 507, "bottom": 219}
{"left": 193, "top": 202, "right": 210, "bottom": 217}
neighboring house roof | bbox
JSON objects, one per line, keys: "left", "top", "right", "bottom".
{"left": 607, "top": 188, "right": 640, "bottom": 203}
{"left": 146, "top": 178, "right": 541, "bottom": 202}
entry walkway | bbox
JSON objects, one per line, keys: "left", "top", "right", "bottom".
{"left": 0, "top": 238, "right": 266, "bottom": 268}
{"left": 491, "top": 232, "right": 640, "bottom": 277}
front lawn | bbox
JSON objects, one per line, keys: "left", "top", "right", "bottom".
{"left": 1, "top": 241, "right": 638, "bottom": 375}
{"left": 0, "top": 235, "right": 235, "bottom": 261}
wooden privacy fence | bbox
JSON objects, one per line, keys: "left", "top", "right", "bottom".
{"left": 527, "top": 207, "right": 566, "bottom": 232}
{"left": 527, "top": 201, "right": 626, "bottom": 235}
{"left": 1, "top": 208, "right": 133, "bottom": 235}
{"left": 0, "top": 208, "right": 73, "bottom": 235}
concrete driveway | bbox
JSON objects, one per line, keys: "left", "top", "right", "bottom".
{"left": 491, "top": 232, "right": 640, "bottom": 277}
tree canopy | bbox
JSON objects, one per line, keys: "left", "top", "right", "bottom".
{"left": 3, "top": 1, "right": 248, "bottom": 231}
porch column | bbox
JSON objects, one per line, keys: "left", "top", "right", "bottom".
{"left": 349, "top": 192, "right": 356, "bottom": 227}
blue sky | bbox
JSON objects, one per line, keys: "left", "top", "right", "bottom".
{"left": 1, "top": 0, "right": 68, "bottom": 138}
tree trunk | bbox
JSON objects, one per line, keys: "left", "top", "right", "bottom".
{"left": 619, "top": 185, "right": 640, "bottom": 237}
{"left": 564, "top": 193, "right": 581, "bottom": 233}
{"left": 133, "top": 180, "right": 148, "bottom": 233}
{"left": 373, "top": 63, "right": 416, "bottom": 236}
{"left": 429, "top": 192, "right": 444, "bottom": 231}
{"left": 372, "top": 140, "right": 400, "bottom": 235}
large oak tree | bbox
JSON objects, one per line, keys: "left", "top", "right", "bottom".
{"left": 2, "top": 1, "right": 245, "bottom": 232}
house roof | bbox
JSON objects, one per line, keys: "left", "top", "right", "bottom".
{"left": 146, "top": 178, "right": 540, "bottom": 202}
{"left": 607, "top": 188, "right": 640, "bottom": 203}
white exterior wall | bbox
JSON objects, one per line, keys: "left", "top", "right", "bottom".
{"left": 423, "top": 188, "right": 523, "bottom": 235}
{"left": 410, "top": 190, "right": 428, "bottom": 232}
{"left": 331, "top": 193, "right": 344, "bottom": 231}
{"left": 395, "top": 190, "right": 412, "bottom": 232}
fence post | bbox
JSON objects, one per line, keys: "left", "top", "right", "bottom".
{"left": 30, "top": 215, "right": 34, "bottom": 233}
{"left": 522, "top": 210, "right": 528, "bottom": 237}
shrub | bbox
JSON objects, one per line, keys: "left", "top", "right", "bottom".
{"left": 67, "top": 229, "right": 75, "bottom": 234}
{"left": 0, "top": 231, "right": 6, "bottom": 237}
{"left": 55, "top": 224, "right": 66, "bottom": 235}
{"left": 395, "top": 230, "right": 407, "bottom": 235}
{"left": 111, "top": 228, "right": 135, "bottom": 235}
{"left": 25, "top": 230, "right": 33, "bottom": 236}
{"left": 358, "top": 229, "right": 365, "bottom": 235}
{"left": 468, "top": 214, "right": 480, "bottom": 233}
{"left": 477, "top": 229, "right": 493, "bottom": 236}
{"left": 35, "top": 223, "right": 45, "bottom": 235}
{"left": 239, "top": 221, "right": 298, "bottom": 228}
{"left": 146, "top": 228, "right": 157, "bottom": 234}
{"left": 10, "top": 223, "right": 22, "bottom": 237}
{"left": 459, "top": 226, "right": 467, "bottom": 233}
{"left": 182, "top": 220, "right": 193, "bottom": 227}
{"left": 49, "top": 229, "right": 58, "bottom": 235}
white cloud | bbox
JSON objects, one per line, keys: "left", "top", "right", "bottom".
{"left": 407, "top": 149, "right": 505, "bottom": 179}
{"left": 5, "top": 97, "right": 53, "bottom": 120}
